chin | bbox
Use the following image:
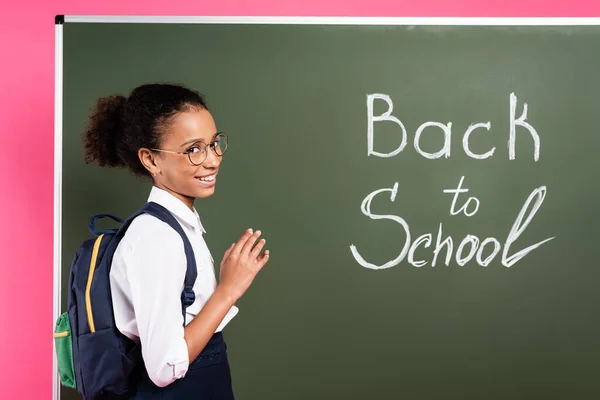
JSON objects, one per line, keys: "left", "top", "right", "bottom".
{"left": 195, "top": 187, "right": 216, "bottom": 199}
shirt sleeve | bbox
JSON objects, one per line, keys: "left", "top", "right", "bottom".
{"left": 121, "top": 215, "right": 190, "bottom": 387}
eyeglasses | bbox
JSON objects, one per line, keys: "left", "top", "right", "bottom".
{"left": 150, "top": 132, "right": 228, "bottom": 166}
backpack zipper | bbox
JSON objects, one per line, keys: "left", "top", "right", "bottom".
{"left": 86, "top": 234, "right": 104, "bottom": 333}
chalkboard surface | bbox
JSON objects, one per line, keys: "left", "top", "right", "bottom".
{"left": 60, "top": 21, "right": 600, "bottom": 399}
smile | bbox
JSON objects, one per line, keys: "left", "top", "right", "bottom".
{"left": 196, "top": 173, "right": 217, "bottom": 186}
{"left": 197, "top": 174, "right": 215, "bottom": 182}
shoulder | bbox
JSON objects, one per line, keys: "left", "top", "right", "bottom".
{"left": 118, "top": 213, "right": 185, "bottom": 254}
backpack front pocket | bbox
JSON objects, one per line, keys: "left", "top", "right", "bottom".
{"left": 54, "top": 312, "right": 76, "bottom": 389}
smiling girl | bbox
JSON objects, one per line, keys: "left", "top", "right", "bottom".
{"left": 83, "top": 83, "right": 269, "bottom": 399}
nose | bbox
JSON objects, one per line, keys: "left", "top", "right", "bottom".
{"left": 202, "top": 146, "right": 220, "bottom": 169}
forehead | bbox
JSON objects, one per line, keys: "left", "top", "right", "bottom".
{"left": 162, "top": 108, "right": 217, "bottom": 147}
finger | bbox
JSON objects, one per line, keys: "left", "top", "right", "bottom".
{"left": 222, "top": 242, "right": 235, "bottom": 261}
{"left": 241, "top": 230, "right": 261, "bottom": 256}
{"left": 256, "top": 250, "right": 270, "bottom": 268}
{"left": 230, "top": 229, "right": 254, "bottom": 258}
{"left": 249, "top": 238, "right": 266, "bottom": 260}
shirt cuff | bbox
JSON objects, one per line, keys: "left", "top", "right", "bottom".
{"left": 216, "top": 305, "right": 239, "bottom": 332}
{"left": 153, "top": 337, "right": 189, "bottom": 387}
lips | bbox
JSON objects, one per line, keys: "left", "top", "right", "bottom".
{"left": 195, "top": 172, "right": 217, "bottom": 186}
{"left": 196, "top": 174, "right": 215, "bottom": 182}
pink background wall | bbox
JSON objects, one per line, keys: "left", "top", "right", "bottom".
{"left": 0, "top": 1, "right": 597, "bottom": 398}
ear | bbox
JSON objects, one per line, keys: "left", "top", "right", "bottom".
{"left": 138, "top": 148, "right": 161, "bottom": 176}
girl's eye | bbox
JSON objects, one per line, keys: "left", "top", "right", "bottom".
{"left": 187, "top": 146, "right": 201, "bottom": 154}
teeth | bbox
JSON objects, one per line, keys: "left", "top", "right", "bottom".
{"left": 198, "top": 175, "right": 215, "bottom": 182}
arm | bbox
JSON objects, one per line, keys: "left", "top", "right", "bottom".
{"left": 124, "top": 223, "right": 269, "bottom": 385}
{"left": 122, "top": 217, "right": 191, "bottom": 387}
{"left": 182, "top": 285, "right": 236, "bottom": 362}
{"left": 183, "top": 228, "right": 270, "bottom": 363}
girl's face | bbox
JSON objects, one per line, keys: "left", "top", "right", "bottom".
{"left": 141, "top": 107, "right": 223, "bottom": 208}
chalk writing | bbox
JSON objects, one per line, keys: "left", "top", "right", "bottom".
{"left": 351, "top": 92, "right": 553, "bottom": 269}
{"left": 366, "top": 92, "right": 540, "bottom": 161}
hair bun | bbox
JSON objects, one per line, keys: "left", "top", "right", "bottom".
{"left": 82, "top": 83, "right": 207, "bottom": 177}
{"left": 83, "top": 94, "right": 127, "bottom": 167}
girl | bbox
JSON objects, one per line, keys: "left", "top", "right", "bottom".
{"left": 82, "top": 83, "right": 269, "bottom": 399}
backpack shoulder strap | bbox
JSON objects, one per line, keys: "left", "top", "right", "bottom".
{"left": 112, "top": 201, "right": 198, "bottom": 325}
{"left": 138, "top": 201, "right": 198, "bottom": 325}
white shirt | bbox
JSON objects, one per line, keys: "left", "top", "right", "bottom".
{"left": 109, "top": 186, "right": 239, "bottom": 387}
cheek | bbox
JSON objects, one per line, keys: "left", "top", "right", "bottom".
{"left": 162, "top": 158, "right": 196, "bottom": 178}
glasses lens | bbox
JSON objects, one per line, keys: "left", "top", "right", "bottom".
{"left": 189, "top": 143, "right": 207, "bottom": 165}
{"left": 214, "top": 133, "right": 228, "bottom": 156}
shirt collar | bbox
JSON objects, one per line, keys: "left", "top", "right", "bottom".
{"left": 147, "top": 186, "right": 206, "bottom": 233}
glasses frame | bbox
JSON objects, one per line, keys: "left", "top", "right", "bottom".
{"left": 150, "top": 132, "right": 228, "bottom": 166}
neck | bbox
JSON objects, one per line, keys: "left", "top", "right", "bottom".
{"left": 153, "top": 183, "right": 195, "bottom": 210}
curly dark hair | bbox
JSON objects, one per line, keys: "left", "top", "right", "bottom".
{"left": 83, "top": 83, "right": 208, "bottom": 177}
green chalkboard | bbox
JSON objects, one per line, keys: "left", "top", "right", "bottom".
{"left": 60, "top": 20, "right": 600, "bottom": 400}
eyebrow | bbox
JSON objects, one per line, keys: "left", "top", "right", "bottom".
{"left": 180, "top": 138, "right": 205, "bottom": 147}
{"left": 179, "top": 133, "right": 219, "bottom": 147}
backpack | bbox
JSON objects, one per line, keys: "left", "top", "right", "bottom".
{"left": 53, "top": 201, "right": 198, "bottom": 400}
